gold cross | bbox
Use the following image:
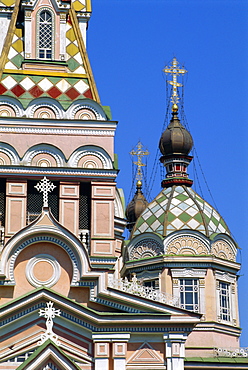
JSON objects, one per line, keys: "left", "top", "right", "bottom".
{"left": 130, "top": 141, "right": 149, "bottom": 181}
{"left": 163, "top": 57, "right": 187, "bottom": 105}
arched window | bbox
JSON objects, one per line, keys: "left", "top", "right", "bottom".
{"left": 37, "top": 9, "right": 54, "bottom": 59}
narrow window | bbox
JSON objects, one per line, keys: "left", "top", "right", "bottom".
{"left": 143, "top": 279, "right": 159, "bottom": 290}
{"left": 38, "top": 9, "right": 53, "bottom": 59}
{"left": 180, "top": 278, "right": 199, "bottom": 312}
{"left": 219, "top": 282, "right": 230, "bottom": 321}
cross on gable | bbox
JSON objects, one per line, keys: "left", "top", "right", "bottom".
{"left": 35, "top": 177, "right": 56, "bottom": 208}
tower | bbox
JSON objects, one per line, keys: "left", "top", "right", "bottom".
{"left": 123, "top": 58, "right": 242, "bottom": 363}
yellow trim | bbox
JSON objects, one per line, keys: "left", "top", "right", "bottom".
{"left": 0, "top": 0, "right": 21, "bottom": 80}
{"left": 69, "top": 6, "right": 100, "bottom": 103}
{"left": 86, "top": 0, "right": 91, "bottom": 12}
{"left": 3, "top": 69, "right": 88, "bottom": 79}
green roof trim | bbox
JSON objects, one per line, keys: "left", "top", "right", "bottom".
{"left": 102, "top": 105, "right": 112, "bottom": 120}
{"left": 16, "top": 339, "right": 82, "bottom": 370}
{"left": 114, "top": 153, "right": 118, "bottom": 169}
{"left": 185, "top": 357, "right": 248, "bottom": 363}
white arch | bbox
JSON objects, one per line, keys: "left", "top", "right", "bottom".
{"left": 68, "top": 145, "right": 113, "bottom": 169}
{"left": 0, "top": 96, "right": 24, "bottom": 117}
{"left": 164, "top": 229, "right": 211, "bottom": 254}
{"left": 22, "top": 144, "right": 65, "bottom": 166}
{"left": 26, "top": 98, "right": 64, "bottom": 119}
{"left": 66, "top": 99, "right": 107, "bottom": 120}
{"left": 0, "top": 142, "right": 20, "bottom": 164}
{"left": 1, "top": 226, "right": 91, "bottom": 285}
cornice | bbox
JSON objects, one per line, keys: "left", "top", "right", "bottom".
{"left": 0, "top": 166, "right": 118, "bottom": 179}
{"left": 0, "top": 126, "right": 116, "bottom": 136}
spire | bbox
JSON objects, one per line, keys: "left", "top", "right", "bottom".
{"left": 160, "top": 58, "right": 193, "bottom": 188}
{"left": 126, "top": 142, "right": 149, "bottom": 232}
{"left": 0, "top": 0, "right": 100, "bottom": 113}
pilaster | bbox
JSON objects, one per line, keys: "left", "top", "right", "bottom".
{"left": 59, "top": 182, "right": 79, "bottom": 236}
{"left": 91, "top": 182, "right": 115, "bottom": 256}
{"left": 163, "top": 333, "right": 187, "bottom": 370}
{"left": 5, "top": 180, "right": 27, "bottom": 242}
{"left": 92, "top": 333, "right": 130, "bottom": 370}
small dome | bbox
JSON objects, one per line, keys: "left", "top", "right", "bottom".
{"left": 159, "top": 110, "right": 193, "bottom": 156}
{"left": 126, "top": 181, "right": 148, "bottom": 231}
{"left": 131, "top": 185, "right": 230, "bottom": 239}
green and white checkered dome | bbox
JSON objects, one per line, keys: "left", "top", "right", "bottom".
{"left": 131, "top": 185, "right": 230, "bottom": 240}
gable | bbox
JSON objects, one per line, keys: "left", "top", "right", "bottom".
{"left": 15, "top": 341, "right": 82, "bottom": 370}
{"left": 128, "top": 342, "right": 164, "bottom": 365}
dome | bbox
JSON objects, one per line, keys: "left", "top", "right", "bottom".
{"left": 131, "top": 185, "right": 230, "bottom": 240}
{"left": 126, "top": 181, "right": 148, "bottom": 231}
{"left": 159, "top": 110, "right": 193, "bottom": 156}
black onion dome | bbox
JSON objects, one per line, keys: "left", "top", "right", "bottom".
{"left": 126, "top": 181, "right": 148, "bottom": 231}
{"left": 159, "top": 110, "right": 193, "bottom": 156}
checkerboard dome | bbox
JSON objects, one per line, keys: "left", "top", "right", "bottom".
{"left": 131, "top": 185, "right": 230, "bottom": 240}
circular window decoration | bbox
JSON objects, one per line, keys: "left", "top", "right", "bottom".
{"left": 34, "top": 107, "right": 56, "bottom": 119}
{"left": 75, "top": 108, "right": 96, "bottom": 120}
{"left": 0, "top": 105, "right": 16, "bottom": 117}
{"left": 26, "top": 254, "right": 61, "bottom": 288}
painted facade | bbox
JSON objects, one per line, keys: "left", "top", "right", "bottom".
{"left": 0, "top": 0, "right": 246, "bottom": 369}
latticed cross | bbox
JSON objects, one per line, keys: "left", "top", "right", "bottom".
{"left": 163, "top": 57, "right": 187, "bottom": 105}
{"left": 38, "top": 301, "right": 61, "bottom": 346}
{"left": 130, "top": 141, "right": 149, "bottom": 181}
{"left": 35, "top": 177, "right": 56, "bottom": 207}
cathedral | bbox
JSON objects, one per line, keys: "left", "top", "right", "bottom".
{"left": 0, "top": 0, "right": 247, "bottom": 369}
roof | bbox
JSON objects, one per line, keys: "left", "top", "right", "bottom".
{"left": 132, "top": 185, "right": 230, "bottom": 240}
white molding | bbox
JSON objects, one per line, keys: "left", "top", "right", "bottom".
{"left": 68, "top": 145, "right": 113, "bottom": 169}
{"left": 0, "top": 126, "right": 116, "bottom": 136}
{"left": 22, "top": 144, "right": 65, "bottom": 166}
{"left": 66, "top": 99, "right": 107, "bottom": 121}
{"left": 26, "top": 254, "right": 61, "bottom": 287}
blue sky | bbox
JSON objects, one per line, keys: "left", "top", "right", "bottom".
{"left": 88, "top": 0, "right": 248, "bottom": 345}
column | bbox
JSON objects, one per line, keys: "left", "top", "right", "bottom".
{"left": 5, "top": 180, "right": 27, "bottom": 242}
{"left": 163, "top": 333, "right": 187, "bottom": 370}
{"left": 113, "top": 341, "right": 128, "bottom": 370}
{"left": 59, "top": 182, "right": 79, "bottom": 236}
{"left": 94, "top": 341, "right": 109, "bottom": 370}
{"left": 91, "top": 182, "right": 115, "bottom": 256}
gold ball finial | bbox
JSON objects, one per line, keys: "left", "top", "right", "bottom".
{"left": 172, "top": 103, "right": 178, "bottom": 112}
{"left": 136, "top": 180, "right": 142, "bottom": 188}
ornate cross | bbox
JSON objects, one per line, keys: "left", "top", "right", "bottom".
{"left": 35, "top": 177, "right": 56, "bottom": 208}
{"left": 38, "top": 301, "right": 61, "bottom": 346}
{"left": 163, "top": 57, "right": 187, "bottom": 105}
{"left": 130, "top": 141, "right": 149, "bottom": 181}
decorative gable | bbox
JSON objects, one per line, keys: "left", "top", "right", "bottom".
{"left": 128, "top": 342, "right": 164, "bottom": 365}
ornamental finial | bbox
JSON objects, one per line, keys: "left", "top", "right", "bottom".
{"left": 130, "top": 141, "right": 149, "bottom": 183}
{"left": 35, "top": 177, "right": 56, "bottom": 208}
{"left": 38, "top": 301, "right": 61, "bottom": 346}
{"left": 163, "top": 57, "right": 187, "bottom": 109}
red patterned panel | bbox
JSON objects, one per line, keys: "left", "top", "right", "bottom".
{"left": 0, "top": 84, "right": 7, "bottom": 95}
{"left": 65, "top": 87, "right": 80, "bottom": 100}
{"left": 84, "top": 89, "right": 93, "bottom": 99}
{"left": 11, "top": 85, "right": 25, "bottom": 97}
{"left": 47, "top": 86, "right": 62, "bottom": 99}
{"left": 29, "top": 86, "right": 44, "bottom": 98}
